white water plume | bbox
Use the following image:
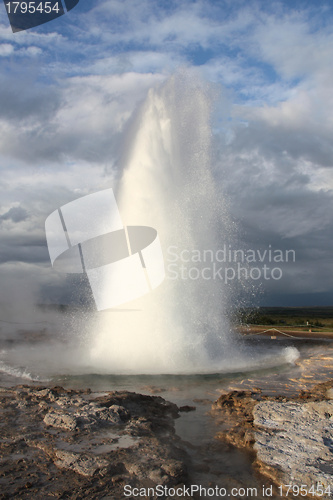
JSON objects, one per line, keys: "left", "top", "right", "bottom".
{"left": 0, "top": 73, "right": 305, "bottom": 380}
{"left": 87, "top": 72, "right": 237, "bottom": 374}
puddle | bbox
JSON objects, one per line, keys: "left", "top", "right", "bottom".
{"left": 56, "top": 432, "right": 140, "bottom": 455}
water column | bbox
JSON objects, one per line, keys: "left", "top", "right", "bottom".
{"left": 88, "top": 72, "right": 234, "bottom": 374}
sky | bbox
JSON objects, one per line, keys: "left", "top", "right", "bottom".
{"left": 0, "top": 0, "right": 333, "bottom": 311}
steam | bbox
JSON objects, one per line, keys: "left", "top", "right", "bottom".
{"left": 87, "top": 72, "right": 238, "bottom": 374}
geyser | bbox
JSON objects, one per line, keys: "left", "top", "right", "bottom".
{"left": 0, "top": 72, "right": 300, "bottom": 381}
{"left": 87, "top": 72, "right": 237, "bottom": 374}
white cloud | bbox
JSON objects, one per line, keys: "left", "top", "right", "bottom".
{"left": 253, "top": 12, "right": 333, "bottom": 80}
{"left": 0, "top": 72, "right": 165, "bottom": 163}
{"left": 0, "top": 42, "right": 14, "bottom": 55}
{"left": 0, "top": 0, "right": 333, "bottom": 305}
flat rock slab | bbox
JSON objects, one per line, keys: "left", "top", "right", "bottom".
{"left": 54, "top": 449, "right": 109, "bottom": 476}
{"left": 0, "top": 385, "right": 186, "bottom": 499}
{"left": 212, "top": 381, "right": 333, "bottom": 498}
{"left": 253, "top": 400, "right": 333, "bottom": 493}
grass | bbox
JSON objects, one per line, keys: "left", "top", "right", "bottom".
{"left": 231, "top": 306, "right": 333, "bottom": 333}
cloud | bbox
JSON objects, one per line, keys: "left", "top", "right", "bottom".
{"left": 0, "top": 42, "right": 14, "bottom": 55}
{"left": 0, "top": 205, "right": 28, "bottom": 223}
{"left": 0, "top": 0, "right": 333, "bottom": 307}
{"left": 0, "top": 71, "right": 164, "bottom": 164}
{"left": 0, "top": 75, "right": 60, "bottom": 121}
{"left": 252, "top": 9, "right": 333, "bottom": 80}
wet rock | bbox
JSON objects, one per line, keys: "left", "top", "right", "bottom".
{"left": 125, "top": 461, "right": 149, "bottom": 479}
{"left": 0, "top": 385, "right": 187, "bottom": 498}
{"left": 126, "top": 416, "right": 153, "bottom": 435}
{"left": 74, "top": 402, "right": 128, "bottom": 428}
{"left": 148, "top": 467, "right": 170, "bottom": 484}
{"left": 253, "top": 400, "right": 333, "bottom": 492}
{"left": 44, "top": 410, "right": 77, "bottom": 431}
{"left": 54, "top": 449, "right": 109, "bottom": 476}
{"left": 161, "top": 459, "right": 186, "bottom": 480}
{"left": 124, "top": 457, "right": 187, "bottom": 485}
{"left": 36, "top": 388, "right": 51, "bottom": 398}
{"left": 212, "top": 381, "right": 333, "bottom": 498}
{"left": 211, "top": 390, "right": 258, "bottom": 448}
{"left": 179, "top": 405, "right": 196, "bottom": 412}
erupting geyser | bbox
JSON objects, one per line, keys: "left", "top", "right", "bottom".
{"left": 87, "top": 72, "right": 237, "bottom": 374}
{"left": 0, "top": 72, "right": 300, "bottom": 381}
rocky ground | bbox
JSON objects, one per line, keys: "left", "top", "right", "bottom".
{"left": 1, "top": 381, "right": 333, "bottom": 499}
{"left": 211, "top": 380, "right": 333, "bottom": 498}
{"left": 0, "top": 386, "right": 188, "bottom": 499}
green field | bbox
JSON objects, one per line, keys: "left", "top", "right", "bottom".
{"left": 233, "top": 306, "right": 333, "bottom": 332}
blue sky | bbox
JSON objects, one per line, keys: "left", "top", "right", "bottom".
{"left": 0, "top": 0, "right": 333, "bottom": 309}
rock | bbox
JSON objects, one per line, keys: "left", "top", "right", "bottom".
{"left": 109, "top": 404, "right": 130, "bottom": 422}
{"left": 74, "top": 402, "right": 128, "bottom": 428}
{"left": 0, "top": 385, "right": 187, "bottom": 498}
{"left": 212, "top": 382, "right": 333, "bottom": 498}
{"left": 211, "top": 390, "right": 258, "bottom": 448}
{"left": 125, "top": 458, "right": 187, "bottom": 485}
{"left": 253, "top": 400, "right": 333, "bottom": 493}
{"left": 141, "top": 385, "right": 166, "bottom": 394}
{"left": 179, "top": 405, "right": 196, "bottom": 412}
{"left": 124, "top": 461, "right": 148, "bottom": 479}
{"left": 38, "top": 400, "right": 48, "bottom": 410}
{"left": 126, "top": 417, "right": 154, "bottom": 435}
{"left": 54, "top": 449, "right": 108, "bottom": 476}
{"left": 44, "top": 410, "right": 77, "bottom": 431}
{"left": 36, "top": 388, "right": 51, "bottom": 398}
{"left": 42, "top": 396, "right": 129, "bottom": 431}
{"left": 148, "top": 467, "right": 169, "bottom": 484}
{"left": 327, "top": 388, "right": 333, "bottom": 399}
{"left": 56, "top": 396, "right": 72, "bottom": 407}
{"left": 161, "top": 459, "right": 186, "bottom": 480}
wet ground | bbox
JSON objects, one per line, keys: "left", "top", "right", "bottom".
{"left": 1, "top": 335, "right": 333, "bottom": 499}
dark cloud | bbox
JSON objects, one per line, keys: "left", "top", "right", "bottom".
{"left": 215, "top": 117, "right": 333, "bottom": 305}
{"left": 0, "top": 206, "right": 28, "bottom": 223}
{"left": 228, "top": 120, "right": 333, "bottom": 169}
{"left": 0, "top": 1, "right": 333, "bottom": 308}
{"left": 0, "top": 76, "right": 61, "bottom": 122}
{"left": 0, "top": 234, "right": 48, "bottom": 264}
